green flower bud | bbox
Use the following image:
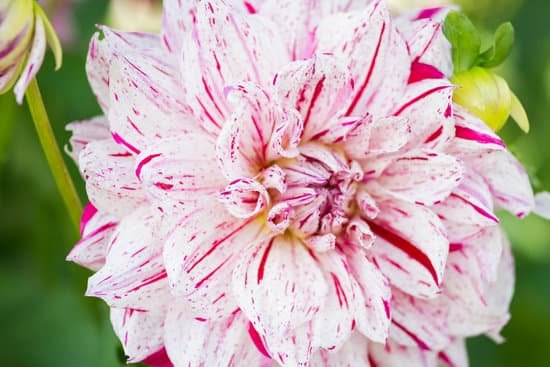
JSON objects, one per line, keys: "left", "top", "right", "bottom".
{"left": 452, "top": 66, "right": 529, "bottom": 133}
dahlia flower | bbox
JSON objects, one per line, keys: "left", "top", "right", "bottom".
{"left": 0, "top": 0, "right": 62, "bottom": 103}
{"left": 67, "top": 1, "right": 536, "bottom": 366}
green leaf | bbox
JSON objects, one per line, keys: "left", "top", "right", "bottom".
{"left": 443, "top": 11, "right": 481, "bottom": 74}
{"left": 478, "top": 22, "right": 515, "bottom": 68}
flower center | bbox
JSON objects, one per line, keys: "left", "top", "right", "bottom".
{"left": 267, "top": 143, "right": 364, "bottom": 241}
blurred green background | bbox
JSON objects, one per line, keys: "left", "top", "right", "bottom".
{"left": 0, "top": 0, "right": 549, "bottom": 366}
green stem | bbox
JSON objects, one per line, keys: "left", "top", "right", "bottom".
{"left": 25, "top": 78, "right": 82, "bottom": 234}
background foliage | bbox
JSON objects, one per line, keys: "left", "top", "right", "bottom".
{"left": 0, "top": 0, "right": 548, "bottom": 366}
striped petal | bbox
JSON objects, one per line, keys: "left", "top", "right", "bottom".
{"left": 343, "top": 245, "right": 391, "bottom": 343}
{"left": 393, "top": 78, "right": 454, "bottom": 149}
{"left": 311, "top": 251, "right": 357, "bottom": 351}
{"left": 369, "top": 199, "right": 449, "bottom": 299}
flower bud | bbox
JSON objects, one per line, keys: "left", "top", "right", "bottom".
{"left": 452, "top": 66, "right": 529, "bottom": 132}
{"left": 0, "top": 0, "right": 62, "bottom": 103}
{"left": 106, "top": 0, "right": 162, "bottom": 33}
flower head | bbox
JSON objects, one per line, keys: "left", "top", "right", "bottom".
{"left": 0, "top": 0, "right": 62, "bottom": 103}
{"left": 67, "top": 1, "right": 535, "bottom": 366}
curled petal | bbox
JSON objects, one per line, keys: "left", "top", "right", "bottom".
{"left": 274, "top": 54, "right": 353, "bottom": 140}
{"left": 181, "top": 0, "right": 289, "bottom": 134}
{"left": 219, "top": 178, "right": 270, "bottom": 219}
{"left": 316, "top": 0, "right": 410, "bottom": 117}
{"left": 267, "top": 202, "right": 295, "bottom": 234}
{"left": 346, "top": 217, "right": 375, "bottom": 249}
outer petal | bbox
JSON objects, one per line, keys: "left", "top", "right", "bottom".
{"left": 181, "top": 0, "right": 289, "bottom": 135}
{"left": 438, "top": 339, "right": 469, "bottom": 367}
{"left": 164, "top": 303, "right": 266, "bottom": 367}
{"left": 439, "top": 229, "right": 513, "bottom": 339}
{"left": 316, "top": 0, "right": 410, "bottom": 118}
{"left": 111, "top": 308, "right": 166, "bottom": 363}
{"left": 274, "top": 54, "right": 353, "bottom": 140}
{"left": 86, "top": 207, "right": 170, "bottom": 310}
{"left": 86, "top": 27, "right": 161, "bottom": 113}
{"left": 107, "top": 44, "right": 194, "bottom": 154}
{"left": 66, "top": 203, "right": 117, "bottom": 271}
{"left": 13, "top": 16, "right": 46, "bottom": 104}
{"left": 79, "top": 139, "right": 146, "bottom": 218}
{"left": 135, "top": 134, "right": 223, "bottom": 209}
{"left": 163, "top": 202, "right": 265, "bottom": 319}
{"left": 368, "top": 199, "right": 449, "bottom": 298}
{"left": 446, "top": 106, "right": 506, "bottom": 159}
{"left": 469, "top": 150, "right": 535, "bottom": 218}
{"left": 66, "top": 116, "right": 110, "bottom": 163}
{"left": 390, "top": 289, "right": 451, "bottom": 351}
{"left": 396, "top": 13, "right": 453, "bottom": 77}
{"left": 369, "top": 339, "right": 437, "bottom": 367}
{"left": 233, "top": 236, "right": 327, "bottom": 366}
{"left": 433, "top": 171, "right": 499, "bottom": 227}
{"left": 372, "top": 149, "right": 463, "bottom": 206}
{"left": 311, "top": 332, "right": 371, "bottom": 367}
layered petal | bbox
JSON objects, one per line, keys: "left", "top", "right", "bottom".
{"left": 163, "top": 202, "right": 265, "bottom": 319}
{"left": 369, "top": 339, "right": 437, "bottom": 367}
{"left": 311, "top": 332, "right": 371, "bottom": 367}
{"left": 86, "top": 207, "right": 170, "bottom": 310}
